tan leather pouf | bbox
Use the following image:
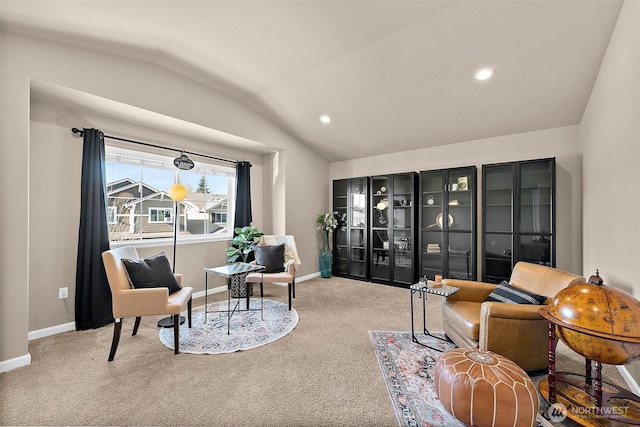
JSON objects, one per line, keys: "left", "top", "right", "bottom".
{"left": 434, "top": 348, "right": 539, "bottom": 427}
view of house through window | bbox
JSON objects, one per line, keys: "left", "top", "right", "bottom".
{"left": 105, "top": 146, "right": 235, "bottom": 243}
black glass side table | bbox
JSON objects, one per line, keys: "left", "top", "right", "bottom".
{"left": 204, "top": 263, "right": 265, "bottom": 335}
{"left": 410, "top": 282, "right": 459, "bottom": 351}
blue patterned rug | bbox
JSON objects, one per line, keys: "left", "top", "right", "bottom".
{"left": 159, "top": 298, "right": 298, "bottom": 354}
{"left": 369, "top": 331, "right": 555, "bottom": 427}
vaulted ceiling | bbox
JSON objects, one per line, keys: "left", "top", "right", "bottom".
{"left": 0, "top": 0, "right": 623, "bottom": 161}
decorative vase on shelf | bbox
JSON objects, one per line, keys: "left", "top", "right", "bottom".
{"left": 319, "top": 230, "right": 333, "bottom": 278}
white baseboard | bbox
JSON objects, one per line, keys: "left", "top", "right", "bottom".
{"left": 192, "top": 285, "right": 226, "bottom": 299}
{"left": 298, "top": 272, "right": 320, "bottom": 281}
{"left": 618, "top": 365, "right": 640, "bottom": 396}
{"left": 28, "top": 321, "right": 76, "bottom": 341}
{"left": 0, "top": 353, "right": 31, "bottom": 373}
{"left": 5, "top": 273, "right": 319, "bottom": 373}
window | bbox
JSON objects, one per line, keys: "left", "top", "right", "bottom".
{"left": 211, "top": 212, "right": 227, "bottom": 223}
{"left": 149, "top": 207, "right": 173, "bottom": 223}
{"left": 105, "top": 146, "right": 235, "bottom": 243}
{"left": 107, "top": 206, "right": 117, "bottom": 224}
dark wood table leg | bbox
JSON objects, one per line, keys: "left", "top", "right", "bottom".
{"left": 595, "top": 361, "right": 603, "bottom": 409}
{"left": 547, "top": 321, "right": 557, "bottom": 404}
{"left": 585, "top": 358, "right": 592, "bottom": 387}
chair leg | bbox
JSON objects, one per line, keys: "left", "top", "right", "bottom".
{"left": 288, "top": 283, "right": 292, "bottom": 311}
{"left": 187, "top": 297, "right": 192, "bottom": 328}
{"left": 132, "top": 317, "right": 141, "bottom": 336}
{"left": 173, "top": 314, "right": 180, "bottom": 355}
{"left": 292, "top": 279, "right": 296, "bottom": 299}
{"left": 256, "top": 281, "right": 264, "bottom": 320}
{"left": 108, "top": 318, "right": 123, "bottom": 362}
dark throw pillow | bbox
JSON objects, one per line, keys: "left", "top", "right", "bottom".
{"left": 122, "top": 252, "right": 181, "bottom": 294}
{"left": 254, "top": 244, "right": 286, "bottom": 273}
{"left": 484, "top": 280, "right": 547, "bottom": 305}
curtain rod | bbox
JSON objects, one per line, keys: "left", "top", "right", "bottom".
{"left": 71, "top": 127, "right": 239, "bottom": 165}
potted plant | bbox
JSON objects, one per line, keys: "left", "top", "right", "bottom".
{"left": 225, "top": 225, "right": 264, "bottom": 263}
{"left": 225, "top": 225, "right": 263, "bottom": 298}
{"left": 316, "top": 212, "right": 345, "bottom": 278}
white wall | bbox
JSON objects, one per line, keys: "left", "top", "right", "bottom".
{"left": 580, "top": 0, "right": 640, "bottom": 298}
{"left": 580, "top": 0, "right": 640, "bottom": 385}
{"left": 330, "top": 125, "right": 584, "bottom": 276}
{"left": 1, "top": 30, "right": 328, "bottom": 368}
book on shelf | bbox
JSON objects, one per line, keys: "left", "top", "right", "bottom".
{"left": 426, "top": 243, "right": 441, "bottom": 253}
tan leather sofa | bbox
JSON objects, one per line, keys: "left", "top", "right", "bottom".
{"left": 442, "top": 261, "right": 585, "bottom": 371}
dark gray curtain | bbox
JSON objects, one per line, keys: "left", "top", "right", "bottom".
{"left": 75, "top": 128, "right": 114, "bottom": 330}
{"left": 234, "top": 161, "right": 253, "bottom": 228}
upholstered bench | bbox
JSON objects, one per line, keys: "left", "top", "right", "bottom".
{"left": 434, "top": 348, "right": 538, "bottom": 427}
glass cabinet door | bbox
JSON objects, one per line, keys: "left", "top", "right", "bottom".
{"left": 370, "top": 176, "right": 390, "bottom": 282}
{"left": 420, "top": 171, "right": 444, "bottom": 280}
{"left": 446, "top": 167, "right": 475, "bottom": 279}
{"left": 519, "top": 160, "right": 553, "bottom": 266}
{"left": 419, "top": 166, "right": 476, "bottom": 281}
{"left": 332, "top": 180, "right": 349, "bottom": 276}
{"left": 482, "top": 158, "right": 555, "bottom": 283}
{"left": 348, "top": 177, "right": 368, "bottom": 280}
{"left": 370, "top": 173, "right": 417, "bottom": 286}
{"left": 332, "top": 177, "right": 368, "bottom": 280}
{"left": 483, "top": 164, "right": 514, "bottom": 283}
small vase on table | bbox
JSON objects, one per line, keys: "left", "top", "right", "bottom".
{"left": 319, "top": 230, "right": 333, "bottom": 278}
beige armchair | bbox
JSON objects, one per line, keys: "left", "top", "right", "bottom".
{"left": 442, "top": 261, "right": 585, "bottom": 371}
{"left": 102, "top": 246, "right": 193, "bottom": 361}
{"left": 246, "top": 235, "right": 301, "bottom": 310}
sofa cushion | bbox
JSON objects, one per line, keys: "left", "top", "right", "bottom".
{"left": 254, "top": 244, "right": 285, "bottom": 273}
{"left": 484, "top": 280, "right": 547, "bottom": 305}
{"left": 443, "top": 301, "right": 481, "bottom": 340}
{"left": 122, "top": 252, "right": 181, "bottom": 294}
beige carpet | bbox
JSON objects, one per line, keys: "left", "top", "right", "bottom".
{"left": 0, "top": 276, "right": 628, "bottom": 426}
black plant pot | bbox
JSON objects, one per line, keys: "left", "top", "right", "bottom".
{"left": 230, "top": 274, "right": 254, "bottom": 298}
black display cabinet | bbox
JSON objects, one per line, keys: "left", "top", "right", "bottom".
{"left": 332, "top": 177, "right": 369, "bottom": 280}
{"left": 369, "top": 172, "right": 418, "bottom": 287}
{"left": 482, "top": 158, "right": 556, "bottom": 283}
{"left": 419, "top": 166, "right": 477, "bottom": 281}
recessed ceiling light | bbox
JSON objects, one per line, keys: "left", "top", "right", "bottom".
{"left": 474, "top": 67, "right": 494, "bottom": 81}
{"left": 319, "top": 115, "right": 331, "bottom": 124}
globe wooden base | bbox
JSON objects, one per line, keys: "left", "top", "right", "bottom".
{"left": 539, "top": 375, "right": 640, "bottom": 426}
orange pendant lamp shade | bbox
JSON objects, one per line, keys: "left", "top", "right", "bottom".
{"left": 168, "top": 183, "right": 188, "bottom": 201}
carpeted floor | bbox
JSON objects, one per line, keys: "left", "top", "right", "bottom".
{"left": 0, "top": 276, "right": 630, "bottom": 426}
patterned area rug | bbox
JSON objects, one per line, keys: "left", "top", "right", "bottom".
{"left": 159, "top": 298, "right": 298, "bottom": 354}
{"left": 369, "top": 331, "right": 555, "bottom": 427}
